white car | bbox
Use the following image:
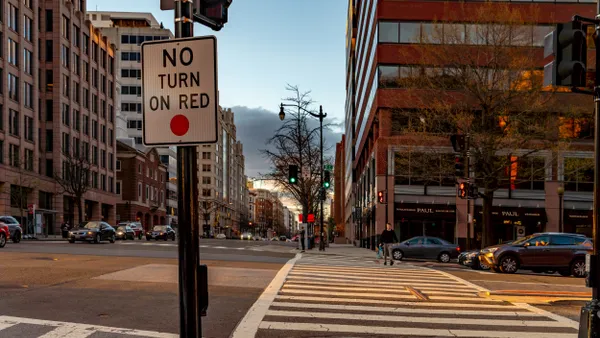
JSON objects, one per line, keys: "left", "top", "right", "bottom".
{"left": 216, "top": 233, "right": 226, "bottom": 239}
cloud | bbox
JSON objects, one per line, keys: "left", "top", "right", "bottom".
{"left": 229, "top": 105, "right": 344, "bottom": 178}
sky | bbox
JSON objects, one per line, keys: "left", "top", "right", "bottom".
{"left": 87, "top": 0, "right": 347, "bottom": 210}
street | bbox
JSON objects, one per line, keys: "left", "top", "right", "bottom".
{"left": 0, "top": 240, "right": 590, "bottom": 337}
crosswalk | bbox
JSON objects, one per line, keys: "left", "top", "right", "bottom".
{"left": 254, "top": 254, "right": 580, "bottom": 337}
{"left": 0, "top": 315, "right": 177, "bottom": 338}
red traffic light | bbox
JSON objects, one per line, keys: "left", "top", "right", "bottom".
{"left": 378, "top": 191, "right": 386, "bottom": 204}
{"left": 458, "top": 183, "right": 467, "bottom": 198}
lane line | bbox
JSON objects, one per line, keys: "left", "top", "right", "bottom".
{"left": 269, "top": 302, "right": 544, "bottom": 317}
{"left": 275, "top": 295, "right": 517, "bottom": 309}
{"left": 258, "top": 322, "right": 577, "bottom": 337}
{"left": 264, "top": 309, "right": 568, "bottom": 328}
{"left": 230, "top": 253, "right": 301, "bottom": 338}
{"left": 38, "top": 325, "right": 93, "bottom": 337}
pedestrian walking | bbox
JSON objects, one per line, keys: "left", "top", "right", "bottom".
{"left": 61, "top": 222, "right": 68, "bottom": 238}
{"left": 379, "top": 223, "right": 398, "bottom": 265}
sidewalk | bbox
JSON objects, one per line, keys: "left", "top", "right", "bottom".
{"left": 21, "top": 234, "right": 65, "bottom": 241}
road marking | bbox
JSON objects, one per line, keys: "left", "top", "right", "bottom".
{"left": 292, "top": 266, "right": 446, "bottom": 277}
{"left": 282, "top": 283, "right": 412, "bottom": 294}
{"left": 428, "top": 295, "right": 501, "bottom": 302}
{"left": 0, "top": 322, "right": 15, "bottom": 331}
{"left": 275, "top": 295, "right": 516, "bottom": 309}
{"left": 285, "top": 276, "right": 472, "bottom": 289}
{"left": 512, "top": 302, "right": 580, "bottom": 329}
{"left": 264, "top": 309, "right": 567, "bottom": 328}
{"left": 0, "top": 316, "right": 178, "bottom": 337}
{"left": 269, "top": 301, "right": 544, "bottom": 317}
{"left": 258, "top": 322, "right": 577, "bottom": 337}
{"left": 288, "top": 271, "right": 460, "bottom": 284}
{"left": 230, "top": 253, "right": 301, "bottom": 338}
{"left": 280, "top": 288, "right": 417, "bottom": 300}
{"left": 284, "top": 281, "right": 419, "bottom": 291}
{"left": 467, "top": 279, "right": 588, "bottom": 288}
{"left": 418, "top": 289, "right": 478, "bottom": 296}
{"left": 434, "top": 268, "right": 490, "bottom": 292}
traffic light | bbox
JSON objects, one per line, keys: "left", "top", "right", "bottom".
{"left": 543, "top": 20, "right": 587, "bottom": 87}
{"left": 288, "top": 165, "right": 298, "bottom": 184}
{"left": 320, "top": 188, "right": 326, "bottom": 201}
{"left": 469, "top": 184, "right": 479, "bottom": 199}
{"left": 199, "top": 0, "right": 232, "bottom": 27}
{"left": 455, "top": 155, "right": 465, "bottom": 178}
{"left": 377, "top": 190, "right": 387, "bottom": 204}
{"left": 450, "top": 135, "right": 466, "bottom": 153}
{"left": 323, "top": 170, "right": 331, "bottom": 189}
{"left": 458, "top": 182, "right": 468, "bottom": 199}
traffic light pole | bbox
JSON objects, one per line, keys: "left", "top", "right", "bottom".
{"left": 174, "top": 1, "right": 201, "bottom": 337}
{"left": 577, "top": 12, "right": 600, "bottom": 338}
{"left": 465, "top": 134, "right": 471, "bottom": 251}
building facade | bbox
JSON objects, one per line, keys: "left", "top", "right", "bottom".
{"left": 87, "top": 11, "right": 178, "bottom": 225}
{"left": 333, "top": 135, "right": 347, "bottom": 240}
{"left": 198, "top": 107, "right": 248, "bottom": 236}
{"left": 344, "top": 0, "right": 595, "bottom": 249}
{"left": 115, "top": 140, "right": 167, "bottom": 229}
{"left": 0, "top": 0, "right": 119, "bottom": 235}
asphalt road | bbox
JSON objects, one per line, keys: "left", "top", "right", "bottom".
{"left": 0, "top": 239, "right": 296, "bottom": 338}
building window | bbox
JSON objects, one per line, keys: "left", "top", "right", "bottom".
{"left": 25, "top": 148, "right": 33, "bottom": 171}
{"left": 108, "top": 176, "right": 114, "bottom": 193}
{"left": 92, "top": 120, "right": 98, "bottom": 139}
{"left": 9, "top": 109, "right": 19, "bottom": 136}
{"left": 202, "top": 152, "right": 211, "bottom": 160}
{"left": 73, "top": 24, "right": 80, "bottom": 47}
{"left": 24, "top": 16, "right": 32, "bottom": 41}
{"left": 45, "top": 10, "right": 53, "bottom": 32}
{"left": 46, "top": 130, "right": 53, "bottom": 151}
{"left": 83, "top": 33, "right": 89, "bottom": 55}
{"left": 62, "top": 74, "right": 69, "bottom": 98}
{"left": 108, "top": 153, "right": 113, "bottom": 170}
{"left": 202, "top": 164, "right": 211, "bottom": 172}
{"left": 24, "top": 116, "right": 33, "bottom": 141}
{"left": 116, "top": 181, "right": 121, "bottom": 195}
{"left": 101, "top": 124, "right": 106, "bottom": 143}
{"left": 83, "top": 61, "right": 89, "bottom": 82}
{"left": 101, "top": 149, "right": 106, "bottom": 168}
{"left": 62, "top": 103, "right": 70, "bottom": 126}
{"left": 127, "top": 120, "right": 142, "bottom": 130}
{"left": 9, "top": 144, "right": 20, "bottom": 167}
{"left": 100, "top": 174, "right": 106, "bottom": 191}
{"left": 23, "top": 49, "right": 32, "bottom": 74}
{"left": 24, "top": 82, "right": 33, "bottom": 108}
{"left": 62, "top": 132, "right": 70, "bottom": 154}
{"left": 116, "top": 160, "right": 121, "bottom": 171}
{"left": 8, "top": 73, "right": 18, "bottom": 101}
{"left": 8, "top": 4, "right": 18, "bottom": 32}
{"left": 138, "top": 182, "right": 142, "bottom": 199}
{"left": 73, "top": 53, "right": 80, "bottom": 75}
{"left": 146, "top": 185, "right": 149, "bottom": 200}
{"left": 74, "top": 82, "right": 80, "bottom": 103}
{"left": 61, "top": 45, "right": 69, "bottom": 68}
{"left": 83, "top": 88, "right": 89, "bottom": 109}
{"left": 8, "top": 38, "right": 18, "bottom": 66}
{"left": 92, "top": 145, "right": 98, "bottom": 165}
{"left": 202, "top": 189, "right": 211, "bottom": 197}
{"left": 83, "top": 115, "right": 89, "bottom": 135}
{"left": 202, "top": 176, "right": 211, "bottom": 184}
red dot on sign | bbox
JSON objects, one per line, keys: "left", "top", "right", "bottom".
{"left": 170, "top": 114, "right": 189, "bottom": 137}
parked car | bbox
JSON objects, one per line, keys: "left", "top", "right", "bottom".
{"left": 0, "top": 216, "right": 22, "bottom": 243}
{"left": 0, "top": 222, "right": 9, "bottom": 248}
{"left": 146, "top": 225, "right": 176, "bottom": 241}
{"left": 279, "top": 236, "right": 288, "bottom": 241}
{"left": 240, "top": 232, "right": 253, "bottom": 240}
{"left": 479, "top": 232, "right": 592, "bottom": 277}
{"left": 390, "top": 236, "right": 461, "bottom": 263}
{"left": 69, "top": 221, "right": 116, "bottom": 244}
{"left": 118, "top": 222, "right": 143, "bottom": 239}
{"left": 459, "top": 250, "right": 489, "bottom": 270}
{"left": 115, "top": 225, "right": 136, "bottom": 240}
{"left": 270, "top": 237, "right": 279, "bottom": 241}
{"left": 216, "top": 233, "right": 227, "bottom": 239}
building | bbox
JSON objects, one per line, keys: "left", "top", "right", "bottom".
{"left": 344, "top": 0, "right": 595, "bottom": 249}
{"left": 333, "top": 135, "right": 347, "bottom": 241}
{"left": 87, "top": 11, "right": 178, "bottom": 226}
{"left": 283, "top": 207, "right": 296, "bottom": 237}
{"left": 115, "top": 140, "right": 167, "bottom": 229}
{"left": 198, "top": 107, "right": 248, "bottom": 236}
{"left": 247, "top": 188, "right": 257, "bottom": 232}
{"left": 0, "top": 0, "right": 119, "bottom": 235}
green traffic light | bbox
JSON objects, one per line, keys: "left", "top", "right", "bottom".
{"left": 290, "top": 178, "right": 296, "bottom": 183}
{"left": 324, "top": 182, "right": 330, "bottom": 188}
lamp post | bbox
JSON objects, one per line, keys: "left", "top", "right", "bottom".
{"left": 279, "top": 103, "right": 327, "bottom": 250}
{"left": 557, "top": 186, "right": 564, "bottom": 233}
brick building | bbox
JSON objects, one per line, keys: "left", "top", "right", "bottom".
{"left": 344, "top": 0, "right": 595, "bottom": 249}
{"left": 115, "top": 140, "right": 167, "bottom": 231}
{"left": 333, "top": 135, "right": 346, "bottom": 240}
{"left": 0, "top": 0, "right": 118, "bottom": 235}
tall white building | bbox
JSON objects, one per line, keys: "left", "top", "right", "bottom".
{"left": 87, "top": 12, "right": 179, "bottom": 225}
{"left": 199, "top": 107, "right": 249, "bottom": 236}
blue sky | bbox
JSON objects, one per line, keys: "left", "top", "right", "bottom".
{"left": 87, "top": 0, "right": 348, "bottom": 126}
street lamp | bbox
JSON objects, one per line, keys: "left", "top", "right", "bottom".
{"left": 279, "top": 102, "right": 327, "bottom": 250}
{"left": 557, "top": 186, "right": 565, "bottom": 233}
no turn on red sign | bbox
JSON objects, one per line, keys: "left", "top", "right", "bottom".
{"left": 142, "top": 36, "right": 218, "bottom": 146}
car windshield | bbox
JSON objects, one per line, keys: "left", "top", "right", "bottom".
{"left": 153, "top": 226, "right": 167, "bottom": 231}
{"left": 83, "top": 222, "right": 101, "bottom": 229}
{"left": 117, "top": 226, "right": 127, "bottom": 231}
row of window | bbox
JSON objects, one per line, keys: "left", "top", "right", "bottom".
{"left": 121, "top": 35, "right": 169, "bottom": 45}
{"left": 122, "top": 86, "right": 142, "bottom": 96}
{"left": 1, "top": 108, "right": 34, "bottom": 141}
{"left": 136, "top": 182, "right": 164, "bottom": 205}
{"left": 121, "top": 52, "right": 141, "bottom": 62}
{"left": 0, "top": 141, "right": 34, "bottom": 170}
{"left": 122, "top": 102, "right": 142, "bottom": 113}
{"left": 61, "top": 164, "right": 114, "bottom": 192}
{"left": 378, "top": 21, "right": 553, "bottom": 47}
{"left": 59, "top": 104, "right": 114, "bottom": 146}
{"left": 121, "top": 69, "right": 141, "bottom": 78}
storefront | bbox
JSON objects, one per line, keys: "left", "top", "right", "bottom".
{"left": 563, "top": 209, "right": 592, "bottom": 237}
{"left": 474, "top": 206, "right": 547, "bottom": 246}
{"left": 394, "top": 203, "right": 456, "bottom": 243}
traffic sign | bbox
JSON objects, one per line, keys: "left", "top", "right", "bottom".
{"left": 142, "top": 36, "right": 218, "bottom": 146}
{"left": 324, "top": 164, "right": 333, "bottom": 171}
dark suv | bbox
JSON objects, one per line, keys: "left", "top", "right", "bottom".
{"left": 479, "top": 232, "right": 592, "bottom": 277}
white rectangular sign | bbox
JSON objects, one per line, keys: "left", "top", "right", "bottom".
{"left": 142, "top": 36, "right": 218, "bottom": 146}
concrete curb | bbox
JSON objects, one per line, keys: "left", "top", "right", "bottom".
{"left": 480, "top": 290, "right": 591, "bottom": 298}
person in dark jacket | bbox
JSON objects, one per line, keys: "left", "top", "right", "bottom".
{"left": 379, "top": 223, "right": 398, "bottom": 265}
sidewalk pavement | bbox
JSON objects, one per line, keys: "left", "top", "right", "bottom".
{"left": 22, "top": 234, "right": 65, "bottom": 241}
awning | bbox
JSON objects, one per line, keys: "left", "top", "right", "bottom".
{"left": 474, "top": 206, "right": 547, "bottom": 224}
{"left": 394, "top": 203, "right": 456, "bottom": 221}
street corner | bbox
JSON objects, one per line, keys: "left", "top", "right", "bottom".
{"left": 477, "top": 289, "right": 592, "bottom": 304}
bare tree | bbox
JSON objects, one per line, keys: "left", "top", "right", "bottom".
{"left": 261, "top": 85, "right": 333, "bottom": 221}
{"left": 199, "top": 198, "right": 218, "bottom": 237}
{"left": 389, "top": 3, "right": 589, "bottom": 247}
{"left": 7, "top": 153, "right": 38, "bottom": 235}
{"left": 54, "top": 143, "right": 91, "bottom": 226}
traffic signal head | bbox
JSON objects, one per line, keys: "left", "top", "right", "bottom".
{"left": 450, "top": 135, "right": 466, "bottom": 153}
{"left": 455, "top": 155, "right": 465, "bottom": 178}
{"left": 458, "top": 183, "right": 468, "bottom": 199}
{"left": 288, "top": 165, "right": 298, "bottom": 184}
{"left": 323, "top": 170, "right": 331, "bottom": 189}
{"left": 199, "top": 0, "right": 232, "bottom": 26}
{"left": 377, "top": 190, "right": 386, "bottom": 204}
{"left": 544, "top": 20, "right": 587, "bottom": 87}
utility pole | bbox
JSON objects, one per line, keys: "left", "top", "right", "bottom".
{"left": 466, "top": 134, "right": 471, "bottom": 251}
{"left": 319, "top": 105, "right": 325, "bottom": 252}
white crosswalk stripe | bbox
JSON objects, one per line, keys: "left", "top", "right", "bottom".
{"left": 254, "top": 254, "right": 579, "bottom": 338}
{"left": 0, "top": 315, "right": 177, "bottom": 337}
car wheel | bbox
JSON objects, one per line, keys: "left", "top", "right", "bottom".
{"left": 12, "top": 231, "right": 21, "bottom": 243}
{"left": 480, "top": 261, "right": 490, "bottom": 270}
{"left": 499, "top": 255, "right": 519, "bottom": 274}
{"left": 95, "top": 234, "right": 101, "bottom": 244}
{"left": 438, "top": 252, "right": 451, "bottom": 263}
{"left": 559, "top": 269, "right": 571, "bottom": 277}
{"left": 109, "top": 234, "right": 115, "bottom": 243}
{"left": 571, "top": 259, "right": 587, "bottom": 278}
{"left": 0, "top": 233, "right": 6, "bottom": 248}
{"left": 392, "top": 250, "right": 403, "bottom": 261}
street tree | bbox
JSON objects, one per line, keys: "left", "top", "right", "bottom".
{"left": 389, "top": 3, "right": 590, "bottom": 247}
{"left": 54, "top": 143, "right": 91, "bottom": 226}
{"left": 261, "top": 85, "right": 333, "bottom": 223}
{"left": 7, "top": 153, "right": 38, "bottom": 235}
{"left": 198, "top": 195, "right": 218, "bottom": 237}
